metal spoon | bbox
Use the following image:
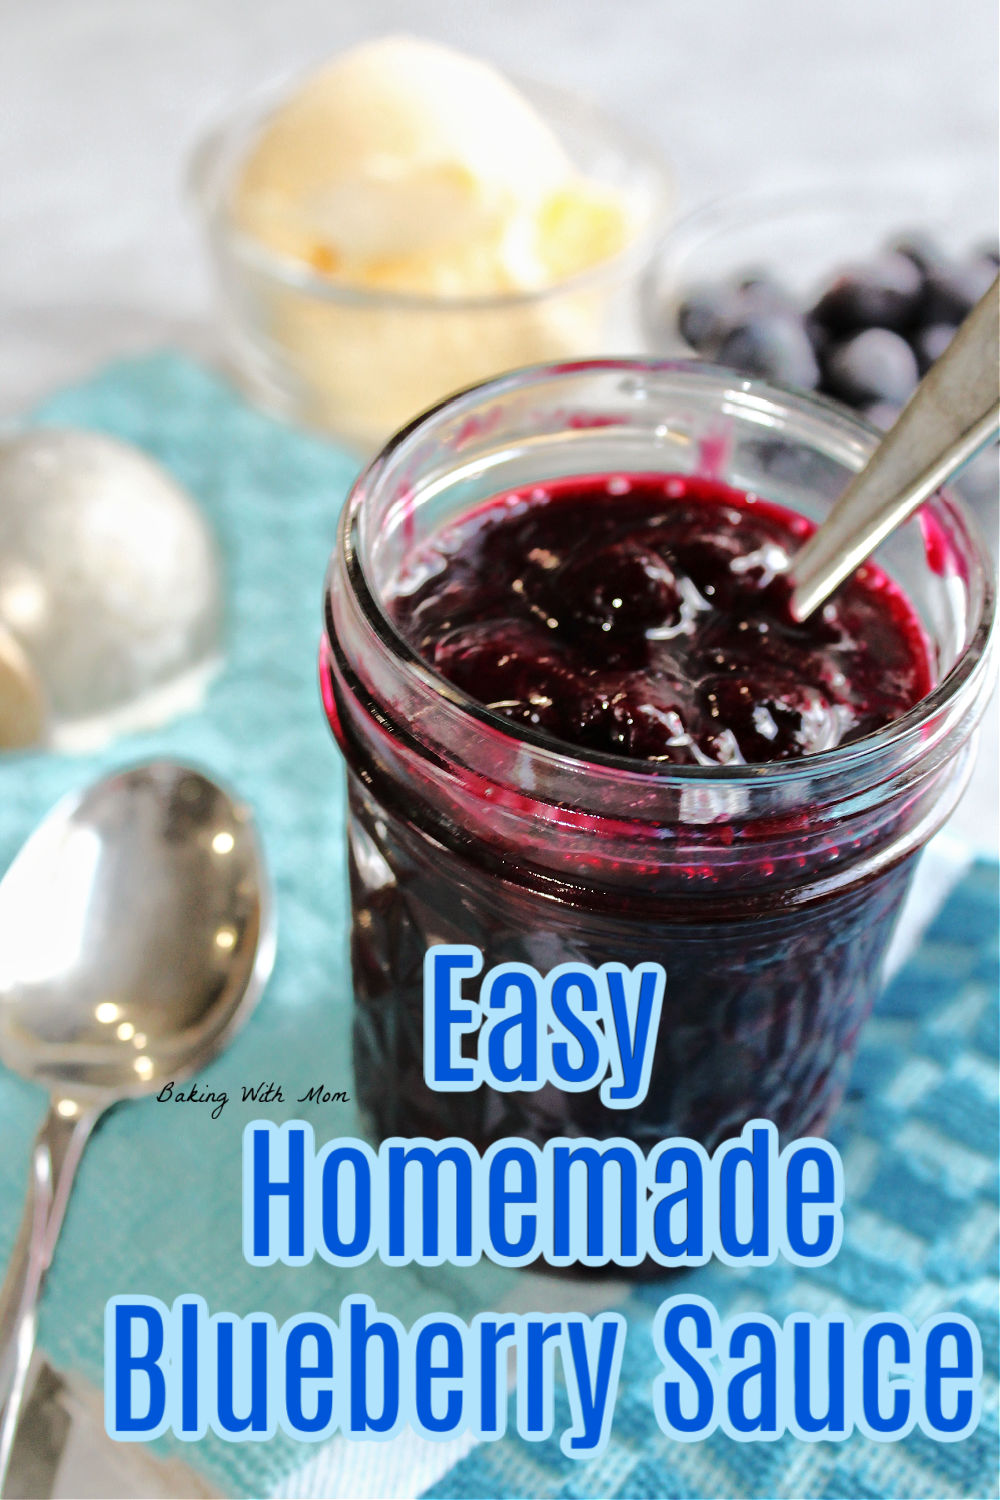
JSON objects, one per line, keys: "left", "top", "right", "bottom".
{"left": 789, "top": 274, "right": 999, "bottom": 620}
{"left": 0, "top": 761, "right": 275, "bottom": 1493}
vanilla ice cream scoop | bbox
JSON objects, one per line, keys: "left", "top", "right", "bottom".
{"left": 198, "top": 36, "right": 670, "bottom": 448}
{"left": 235, "top": 35, "right": 634, "bottom": 295}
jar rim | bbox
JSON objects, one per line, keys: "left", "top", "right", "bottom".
{"left": 327, "top": 357, "right": 996, "bottom": 789}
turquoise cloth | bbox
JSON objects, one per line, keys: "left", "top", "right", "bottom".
{"left": 425, "top": 860, "right": 1000, "bottom": 1500}
{"left": 0, "top": 355, "right": 995, "bottom": 1500}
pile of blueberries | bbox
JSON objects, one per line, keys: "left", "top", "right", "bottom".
{"left": 672, "top": 235, "right": 998, "bottom": 428}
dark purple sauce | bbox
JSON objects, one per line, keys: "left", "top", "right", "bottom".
{"left": 390, "top": 474, "right": 930, "bottom": 767}
{"left": 334, "top": 475, "right": 932, "bottom": 1163}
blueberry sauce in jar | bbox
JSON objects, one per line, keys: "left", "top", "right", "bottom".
{"left": 322, "top": 361, "right": 993, "bottom": 1166}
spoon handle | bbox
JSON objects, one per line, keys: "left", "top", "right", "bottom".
{"left": 789, "top": 275, "right": 1000, "bottom": 620}
{"left": 0, "top": 1100, "right": 99, "bottom": 1495}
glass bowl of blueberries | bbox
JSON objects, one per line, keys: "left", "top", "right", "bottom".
{"left": 644, "top": 182, "right": 998, "bottom": 523}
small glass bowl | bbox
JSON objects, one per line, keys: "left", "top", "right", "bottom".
{"left": 641, "top": 181, "right": 999, "bottom": 531}
{"left": 642, "top": 180, "right": 991, "bottom": 352}
{"left": 190, "top": 76, "right": 672, "bottom": 454}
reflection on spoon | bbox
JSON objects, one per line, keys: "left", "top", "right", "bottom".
{"left": 0, "top": 626, "right": 45, "bottom": 751}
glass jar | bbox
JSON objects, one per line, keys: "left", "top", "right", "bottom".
{"left": 322, "top": 360, "right": 995, "bottom": 1153}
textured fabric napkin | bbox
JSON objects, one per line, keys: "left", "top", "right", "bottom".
{"left": 0, "top": 355, "right": 995, "bottom": 1500}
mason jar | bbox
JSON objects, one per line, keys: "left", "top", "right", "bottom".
{"left": 321, "top": 360, "right": 995, "bottom": 1153}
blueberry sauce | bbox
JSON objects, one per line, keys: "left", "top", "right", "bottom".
{"left": 332, "top": 474, "right": 937, "bottom": 1171}
{"left": 390, "top": 473, "right": 931, "bottom": 765}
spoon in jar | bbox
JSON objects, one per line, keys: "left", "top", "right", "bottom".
{"left": 0, "top": 760, "right": 274, "bottom": 1494}
{"left": 789, "top": 274, "right": 999, "bottom": 621}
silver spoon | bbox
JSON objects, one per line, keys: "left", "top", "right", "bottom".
{"left": 0, "top": 760, "right": 275, "bottom": 1493}
{"left": 789, "top": 274, "right": 999, "bottom": 620}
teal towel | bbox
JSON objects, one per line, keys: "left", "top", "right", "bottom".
{"left": 0, "top": 355, "right": 995, "bottom": 1500}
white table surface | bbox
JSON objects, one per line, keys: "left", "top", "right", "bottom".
{"left": 1, "top": 4, "right": 997, "bottom": 1496}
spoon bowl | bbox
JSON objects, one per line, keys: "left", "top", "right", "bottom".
{"left": 0, "top": 761, "right": 273, "bottom": 1096}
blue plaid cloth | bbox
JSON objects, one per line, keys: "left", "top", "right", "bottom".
{"left": 0, "top": 356, "right": 994, "bottom": 1500}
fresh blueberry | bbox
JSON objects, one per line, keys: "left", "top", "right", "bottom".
{"left": 922, "top": 256, "right": 995, "bottom": 323}
{"left": 810, "top": 253, "right": 923, "bottom": 333}
{"left": 802, "top": 313, "right": 833, "bottom": 361}
{"left": 888, "top": 232, "right": 947, "bottom": 278}
{"left": 913, "top": 321, "right": 957, "bottom": 373}
{"left": 860, "top": 400, "right": 902, "bottom": 431}
{"left": 737, "top": 272, "right": 798, "bottom": 315}
{"left": 824, "top": 328, "right": 919, "bottom": 406}
{"left": 677, "top": 284, "right": 743, "bottom": 352}
{"left": 716, "top": 314, "right": 820, "bottom": 389}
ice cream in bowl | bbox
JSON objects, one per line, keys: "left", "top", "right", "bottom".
{"left": 190, "top": 35, "right": 671, "bottom": 450}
